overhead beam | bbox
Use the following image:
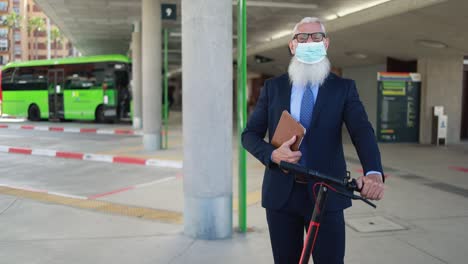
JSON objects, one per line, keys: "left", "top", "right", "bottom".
{"left": 232, "top": 1, "right": 318, "bottom": 9}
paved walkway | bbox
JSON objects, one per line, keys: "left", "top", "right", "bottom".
{"left": 0, "top": 111, "right": 467, "bottom": 263}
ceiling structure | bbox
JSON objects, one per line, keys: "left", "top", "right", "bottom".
{"left": 34, "top": 0, "right": 468, "bottom": 76}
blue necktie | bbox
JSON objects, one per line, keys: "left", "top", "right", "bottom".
{"left": 300, "top": 85, "right": 314, "bottom": 129}
{"left": 299, "top": 85, "right": 314, "bottom": 165}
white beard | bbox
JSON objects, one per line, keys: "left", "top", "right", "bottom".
{"left": 288, "top": 56, "right": 331, "bottom": 87}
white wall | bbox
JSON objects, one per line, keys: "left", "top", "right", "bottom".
{"left": 418, "top": 56, "right": 464, "bottom": 144}
{"left": 342, "top": 64, "right": 386, "bottom": 130}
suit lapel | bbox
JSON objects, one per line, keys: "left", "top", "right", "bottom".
{"left": 310, "top": 73, "right": 334, "bottom": 128}
{"left": 280, "top": 74, "right": 292, "bottom": 113}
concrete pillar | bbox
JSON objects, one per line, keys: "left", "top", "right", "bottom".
{"left": 182, "top": 0, "right": 233, "bottom": 239}
{"left": 418, "top": 55, "right": 464, "bottom": 144}
{"left": 142, "top": 0, "right": 162, "bottom": 150}
{"left": 131, "top": 21, "right": 142, "bottom": 129}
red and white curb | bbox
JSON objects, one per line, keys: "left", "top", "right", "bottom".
{"left": 449, "top": 166, "right": 468, "bottom": 173}
{"left": 0, "top": 124, "right": 142, "bottom": 136}
{"left": 0, "top": 145, "right": 182, "bottom": 169}
{"left": 0, "top": 176, "right": 178, "bottom": 200}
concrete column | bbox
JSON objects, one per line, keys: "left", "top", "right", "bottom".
{"left": 131, "top": 21, "right": 142, "bottom": 129}
{"left": 418, "top": 56, "right": 464, "bottom": 144}
{"left": 182, "top": 0, "right": 233, "bottom": 239}
{"left": 142, "top": 0, "right": 162, "bottom": 150}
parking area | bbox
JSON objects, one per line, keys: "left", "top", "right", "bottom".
{"left": 0, "top": 114, "right": 184, "bottom": 214}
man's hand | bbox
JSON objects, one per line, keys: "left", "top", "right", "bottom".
{"left": 271, "top": 136, "right": 302, "bottom": 165}
{"left": 356, "top": 173, "right": 384, "bottom": 201}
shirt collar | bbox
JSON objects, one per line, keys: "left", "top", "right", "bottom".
{"left": 292, "top": 82, "right": 318, "bottom": 92}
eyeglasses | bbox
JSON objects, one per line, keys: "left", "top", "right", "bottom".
{"left": 293, "top": 32, "right": 326, "bottom": 43}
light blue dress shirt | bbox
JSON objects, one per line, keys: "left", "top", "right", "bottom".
{"left": 290, "top": 83, "right": 319, "bottom": 122}
{"left": 290, "top": 82, "right": 381, "bottom": 177}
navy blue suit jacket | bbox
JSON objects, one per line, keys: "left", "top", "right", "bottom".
{"left": 241, "top": 73, "right": 383, "bottom": 211}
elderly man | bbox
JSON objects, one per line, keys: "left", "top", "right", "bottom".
{"left": 242, "top": 17, "right": 385, "bottom": 264}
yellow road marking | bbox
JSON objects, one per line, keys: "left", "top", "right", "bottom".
{"left": 0, "top": 186, "right": 183, "bottom": 224}
{"left": 0, "top": 185, "right": 262, "bottom": 222}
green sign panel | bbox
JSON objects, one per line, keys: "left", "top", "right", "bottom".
{"left": 377, "top": 72, "right": 421, "bottom": 142}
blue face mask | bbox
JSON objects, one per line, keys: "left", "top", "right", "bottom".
{"left": 295, "top": 41, "right": 327, "bottom": 64}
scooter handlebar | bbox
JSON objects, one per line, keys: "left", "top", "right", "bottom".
{"left": 278, "top": 161, "right": 377, "bottom": 208}
{"left": 279, "top": 161, "right": 345, "bottom": 187}
{"left": 279, "top": 161, "right": 309, "bottom": 175}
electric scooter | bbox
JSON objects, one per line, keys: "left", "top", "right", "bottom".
{"left": 279, "top": 161, "right": 377, "bottom": 264}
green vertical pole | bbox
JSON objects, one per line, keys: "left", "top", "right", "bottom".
{"left": 163, "top": 28, "right": 169, "bottom": 149}
{"left": 237, "top": 0, "right": 248, "bottom": 233}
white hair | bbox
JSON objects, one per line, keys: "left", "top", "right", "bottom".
{"left": 291, "top": 17, "right": 326, "bottom": 38}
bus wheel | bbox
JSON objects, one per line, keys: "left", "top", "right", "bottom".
{"left": 95, "top": 105, "right": 105, "bottom": 123}
{"left": 28, "top": 104, "right": 41, "bottom": 121}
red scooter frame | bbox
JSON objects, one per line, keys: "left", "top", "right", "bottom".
{"left": 279, "top": 161, "right": 377, "bottom": 264}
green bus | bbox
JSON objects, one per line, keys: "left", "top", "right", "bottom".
{"left": 0, "top": 54, "right": 131, "bottom": 122}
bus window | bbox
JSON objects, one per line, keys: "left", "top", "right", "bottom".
{"left": 33, "top": 67, "right": 47, "bottom": 90}
{"left": 13, "top": 67, "right": 47, "bottom": 90}
{"left": 1, "top": 68, "right": 15, "bottom": 91}
{"left": 67, "top": 73, "right": 96, "bottom": 89}
{"left": 64, "top": 63, "right": 97, "bottom": 89}
{"left": 92, "top": 67, "right": 105, "bottom": 87}
{"left": 14, "top": 67, "right": 34, "bottom": 90}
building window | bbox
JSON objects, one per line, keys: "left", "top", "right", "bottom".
{"left": 37, "top": 43, "right": 46, "bottom": 50}
{"left": 14, "top": 31, "right": 20, "bottom": 41}
{"left": 52, "top": 43, "right": 63, "bottom": 50}
{"left": 14, "top": 44, "right": 21, "bottom": 55}
{"left": 13, "top": 7, "right": 19, "bottom": 13}
{"left": 0, "top": 2, "right": 8, "bottom": 12}
{"left": 0, "top": 55, "right": 9, "bottom": 65}
{"left": 0, "top": 28, "right": 7, "bottom": 38}
{"left": 0, "top": 39, "right": 8, "bottom": 51}
{"left": 33, "top": 4, "right": 41, "bottom": 12}
{"left": 34, "top": 31, "right": 47, "bottom": 37}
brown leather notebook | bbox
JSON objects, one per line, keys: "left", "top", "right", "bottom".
{"left": 271, "top": 110, "right": 306, "bottom": 151}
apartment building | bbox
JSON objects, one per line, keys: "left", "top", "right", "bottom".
{"left": 0, "top": 0, "right": 76, "bottom": 66}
